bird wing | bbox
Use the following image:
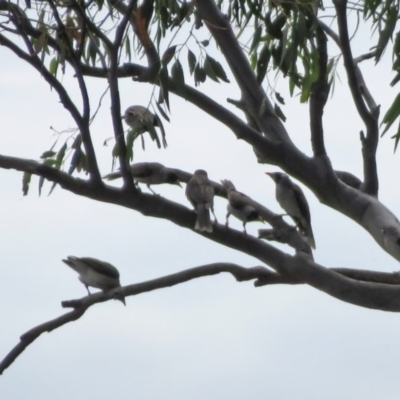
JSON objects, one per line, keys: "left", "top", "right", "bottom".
{"left": 229, "top": 190, "right": 251, "bottom": 210}
{"left": 291, "top": 183, "right": 311, "bottom": 224}
{"left": 130, "top": 162, "right": 162, "bottom": 179}
{"left": 186, "top": 176, "right": 214, "bottom": 207}
{"left": 79, "top": 257, "right": 120, "bottom": 279}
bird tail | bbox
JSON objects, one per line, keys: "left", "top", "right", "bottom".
{"left": 195, "top": 204, "right": 213, "bottom": 233}
{"left": 300, "top": 223, "right": 316, "bottom": 249}
{"left": 103, "top": 171, "right": 122, "bottom": 181}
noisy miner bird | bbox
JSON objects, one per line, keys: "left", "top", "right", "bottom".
{"left": 103, "top": 162, "right": 181, "bottom": 195}
{"left": 63, "top": 256, "right": 126, "bottom": 305}
{"left": 266, "top": 172, "right": 316, "bottom": 249}
{"left": 122, "top": 105, "right": 167, "bottom": 149}
{"left": 186, "top": 169, "right": 216, "bottom": 233}
{"left": 221, "top": 180, "right": 263, "bottom": 235}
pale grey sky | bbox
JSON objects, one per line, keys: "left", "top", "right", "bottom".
{"left": 1, "top": 14, "right": 400, "bottom": 400}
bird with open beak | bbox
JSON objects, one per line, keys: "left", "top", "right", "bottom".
{"left": 121, "top": 105, "right": 167, "bottom": 148}
{"left": 221, "top": 179, "right": 263, "bottom": 235}
{"left": 266, "top": 172, "right": 316, "bottom": 249}
{"left": 103, "top": 162, "right": 182, "bottom": 195}
{"left": 63, "top": 256, "right": 126, "bottom": 305}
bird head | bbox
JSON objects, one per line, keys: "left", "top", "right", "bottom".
{"left": 266, "top": 171, "right": 285, "bottom": 183}
{"left": 167, "top": 172, "right": 182, "bottom": 187}
{"left": 221, "top": 179, "right": 236, "bottom": 192}
{"left": 121, "top": 105, "right": 153, "bottom": 127}
{"left": 194, "top": 169, "right": 208, "bottom": 177}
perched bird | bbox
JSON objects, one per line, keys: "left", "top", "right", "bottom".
{"left": 221, "top": 180, "right": 263, "bottom": 234}
{"left": 103, "top": 162, "right": 181, "bottom": 195}
{"left": 62, "top": 256, "right": 125, "bottom": 305}
{"left": 186, "top": 169, "right": 216, "bottom": 232}
{"left": 266, "top": 172, "right": 316, "bottom": 249}
{"left": 122, "top": 105, "right": 167, "bottom": 148}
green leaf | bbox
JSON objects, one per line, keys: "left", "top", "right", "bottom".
{"left": 375, "top": 7, "right": 398, "bottom": 62}
{"left": 162, "top": 45, "right": 177, "bottom": 66}
{"left": 194, "top": 64, "right": 206, "bottom": 86}
{"left": 381, "top": 92, "right": 400, "bottom": 135}
{"left": 274, "top": 103, "right": 286, "bottom": 122}
{"left": 22, "top": 172, "right": 32, "bottom": 196}
{"left": 188, "top": 49, "right": 196, "bottom": 75}
{"left": 49, "top": 57, "right": 59, "bottom": 76}
{"left": 40, "top": 150, "right": 56, "bottom": 159}
{"left": 68, "top": 148, "right": 81, "bottom": 175}
{"left": 204, "top": 56, "right": 219, "bottom": 82}
{"left": 259, "top": 97, "right": 267, "bottom": 116}
{"left": 34, "top": 32, "right": 47, "bottom": 54}
{"left": 88, "top": 37, "right": 99, "bottom": 67}
{"left": 275, "top": 92, "right": 285, "bottom": 105}
{"left": 155, "top": 102, "right": 170, "bottom": 122}
{"left": 126, "top": 130, "right": 136, "bottom": 161}
{"left": 158, "top": 67, "right": 170, "bottom": 110}
{"left": 256, "top": 44, "right": 270, "bottom": 84}
{"left": 206, "top": 56, "right": 229, "bottom": 83}
{"left": 112, "top": 142, "right": 120, "bottom": 159}
{"left": 171, "top": 59, "right": 186, "bottom": 96}
{"left": 55, "top": 143, "right": 67, "bottom": 168}
{"left": 38, "top": 176, "right": 45, "bottom": 197}
{"left": 250, "top": 18, "right": 262, "bottom": 53}
{"left": 125, "top": 36, "right": 131, "bottom": 62}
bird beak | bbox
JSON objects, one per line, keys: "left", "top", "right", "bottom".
{"left": 113, "top": 288, "right": 126, "bottom": 306}
{"left": 265, "top": 172, "right": 275, "bottom": 181}
{"left": 118, "top": 297, "right": 126, "bottom": 306}
{"left": 176, "top": 181, "right": 182, "bottom": 188}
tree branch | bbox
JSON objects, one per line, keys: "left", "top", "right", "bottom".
{"left": 2, "top": 154, "right": 400, "bottom": 313}
{"left": 309, "top": 27, "right": 329, "bottom": 157}
{"left": 0, "top": 31, "right": 102, "bottom": 183}
{"left": 195, "top": 0, "right": 293, "bottom": 146}
{"left": 0, "top": 307, "right": 86, "bottom": 375}
{"left": 46, "top": 0, "right": 102, "bottom": 184}
{"left": 330, "top": 2, "right": 380, "bottom": 196}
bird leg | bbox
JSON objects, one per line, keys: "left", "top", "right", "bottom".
{"left": 85, "top": 285, "right": 91, "bottom": 296}
{"left": 242, "top": 222, "right": 248, "bottom": 238}
{"left": 146, "top": 184, "right": 159, "bottom": 196}
{"left": 225, "top": 212, "right": 230, "bottom": 228}
{"left": 211, "top": 207, "right": 218, "bottom": 225}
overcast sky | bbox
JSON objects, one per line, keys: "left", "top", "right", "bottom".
{"left": 2, "top": 10, "right": 400, "bottom": 400}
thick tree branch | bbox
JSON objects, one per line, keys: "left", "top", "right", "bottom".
{"left": 0, "top": 262, "right": 272, "bottom": 375}
{"left": 195, "top": 0, "right": 293, "bottom": 146}
{"left": 107, "top": 0, "right": 139, "bottom": 190}
{"left": 310, "top": 27, "right": 329, "bottom": 157}
{"left": 330, "top": 3, "right": 380, "bottom": 196}
{"left": 2, "top": 154, "right": 400, "bottom": 313}
{"left": 0, "top": 308, "right": 86, "bottom": 375}
{"left": 4, "top": 260, "right": 400, "bottom": 375}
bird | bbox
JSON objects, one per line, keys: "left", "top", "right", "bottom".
{"left": 221, "top": 179, "right": 263, "bottom": 234}
{"left": 62, "top": 256, "right": 126, "bottom": 305}
{"left": 186, "top": 169, "right": 216, "bottom": 232}
{"left": 103, "top": 162, "right": 182, "bottom": 194}
{"left": 266, "top": 172, "right": 316, "bottom": 249}
{"left": 121, "top": 105, "right": 167, "bottom": 148}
